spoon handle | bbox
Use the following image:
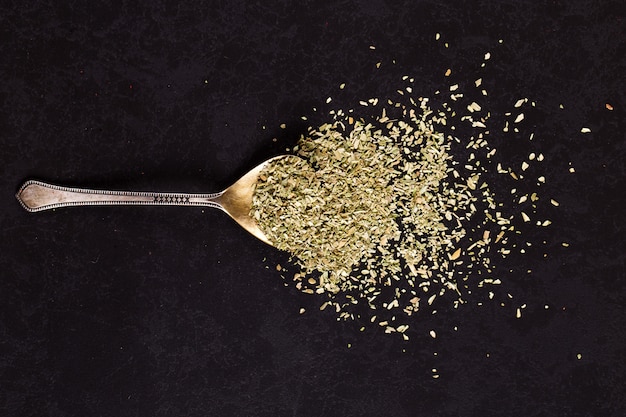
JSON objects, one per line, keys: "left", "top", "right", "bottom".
{"left": 16, "top": 180, "right": 224, "bottom": 212}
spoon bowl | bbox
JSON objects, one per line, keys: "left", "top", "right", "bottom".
{"left": 16, "top": 155, "right": 296, "bottom": 246}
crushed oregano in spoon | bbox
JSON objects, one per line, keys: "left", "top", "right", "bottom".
{"left": 251, "top": 49, "right": 567, "bottom": 339}
{"left": 251, "top": 100, "right": 505, "bottom": 337}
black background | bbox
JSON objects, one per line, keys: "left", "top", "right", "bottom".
{"left": 1, "top": 1, "right": 625, "bottom": 416}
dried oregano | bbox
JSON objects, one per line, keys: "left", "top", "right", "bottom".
{"left": 251, "top": 76, "right": 559, "bottom": 337}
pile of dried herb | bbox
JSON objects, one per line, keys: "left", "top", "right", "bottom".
{"left": 251, "top": 52, "right": 563, "bottom": 338}
{"left": 251, "top": 99, "right": 492, "bottom": 334}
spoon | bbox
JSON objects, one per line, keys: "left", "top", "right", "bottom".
{"left": 16, "top": 155, "right": 293, "bottom": 246}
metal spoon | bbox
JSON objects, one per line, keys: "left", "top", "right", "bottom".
{"left": 16, "top": 155, "right": 293, "bottom": 246}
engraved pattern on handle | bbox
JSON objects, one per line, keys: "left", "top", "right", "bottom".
{"left": 16, "top": 180, "right": 224, "bottom": 212}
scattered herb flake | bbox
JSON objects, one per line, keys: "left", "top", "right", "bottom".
{"left": 250, "top": 43, "right": 563, "bottom": 338}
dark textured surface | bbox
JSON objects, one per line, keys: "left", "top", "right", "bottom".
{"left": 1, "top": 1, "right": 625, "bottom": 416}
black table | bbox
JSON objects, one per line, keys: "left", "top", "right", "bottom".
{"left": 1, "top": 1, "right": 624, "bottom": 416}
